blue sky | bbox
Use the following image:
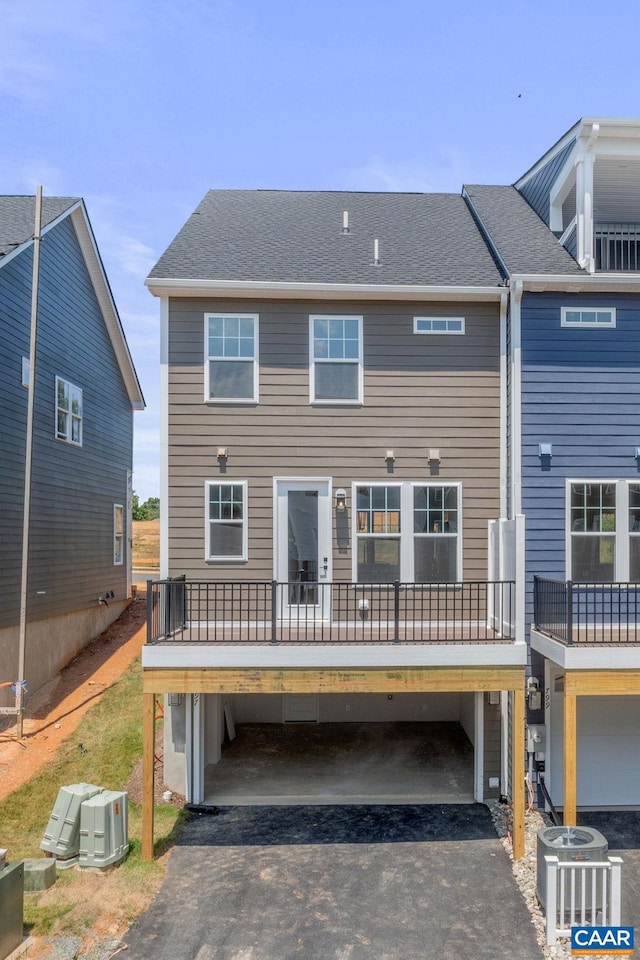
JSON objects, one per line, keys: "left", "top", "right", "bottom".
{"left": 1, "top": 0, "right": 638, "bottom": 500}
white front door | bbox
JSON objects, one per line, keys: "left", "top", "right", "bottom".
{"left": 275, "top": 479, "right": 331, "bottom": 618}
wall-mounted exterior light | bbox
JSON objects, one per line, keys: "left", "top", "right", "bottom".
{"left": 335, "top": 488, "right": 347, "bottom": 511}
{"left": 385, "top": 450, "right": 395, "bottom": 462}
{"left": 217, "top": 447, "right": 228, "bottom": 459}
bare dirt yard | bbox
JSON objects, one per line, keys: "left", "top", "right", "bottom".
{"left": 132, "top": 519, "right": 160, "bottom": 571}
{"left": 0, "top": 599, "right": 147, "bottom": 800}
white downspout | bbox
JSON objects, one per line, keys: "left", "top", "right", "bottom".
{"left": 499, "top": 291, "right": 508, "bottom": 518}
{"left": 510, "top": 280, "right": 523, "bottom": 517}
{"left": 159, "top": 295, "right": 169, "bottom": 579}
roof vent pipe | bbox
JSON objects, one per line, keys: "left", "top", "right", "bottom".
{"left": 373, "top": 238, "right": 380, "bottom": 266}
{"left": 342, "top": 211, "right": 350, "bottom": 234}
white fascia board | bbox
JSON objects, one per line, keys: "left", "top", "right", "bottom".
{"left": 512, "top": 273, "right": 640, "bottom": 293}
{"left": 549, "top": 154, "right": 578, "bottom": 231}
{"left": 531, "top": 628, "right": 640, "bottom": 670}
{"left": 71, "top": 204, "right": 145, "bottom": 410}
{"left": 145, "top": 277, "right": 505, "bottom": 303}
{"left": 142, "top": 640, "right": 528, "bottom": 670}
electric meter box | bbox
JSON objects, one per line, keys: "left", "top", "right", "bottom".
{"left": 41, "top": 783, "right": 103, "bottom": 859}
{"left": 0, "top": 861, "right": 24, "bottom": 960}
{"left": 79, "top": 790, "right": 129, "bottom": 869}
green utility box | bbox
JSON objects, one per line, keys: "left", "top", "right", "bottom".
{"left": 0, "top": 861, "right": 24, "bottom": 960}
{"left": 41, "top": 783, "right": 103, "bottom": 861}
{"left": 79, "top": 790, "right": 129, "bottom": 869}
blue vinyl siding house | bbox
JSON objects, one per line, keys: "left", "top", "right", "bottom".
{"left": 0, "top": 196, "right": 144, "bottom": 707}
{"left": 469, "top": 118, "right": 640, "bottom": 820}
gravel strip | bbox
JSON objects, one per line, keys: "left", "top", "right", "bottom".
{"left": 487, "top": 800, "right": 622, "bottom": 960}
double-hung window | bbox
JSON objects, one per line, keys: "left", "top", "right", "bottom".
{"left": 205, "top": 314, "right": 258, "bottom": 402}
{"left": 205, "top": 481, "right": 247, "bottom": 561}
{"left": 310, "top": 315, "right": 363, "bottom": 403}
{"left": 56, "top": 376, "right": 83, "bottom": 446}
{"left": 568, "top": 480, "right": 640, "bottom": 581}
{"left": 354, "top": 482, "right": 461, "bottom": 583}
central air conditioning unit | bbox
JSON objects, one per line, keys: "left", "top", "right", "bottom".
{"left": 537, "top": 826, "right": 608, "bottom": 915}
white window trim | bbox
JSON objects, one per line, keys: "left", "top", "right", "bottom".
{"left": 351, "top": 480, "right": 462, "bottom": 583}
{"left": 560, "top": 307, "right": 616, "bottom": 328}
{"left": 113, "top": 503, "right": 124, "bottom": 566}
{"left": 204, "top": 479, "right": 248, "bottom": 562}
{"left": 309, "top": 315, "right": 363, "bottom": 405}
{"left": 565, "top": 478, "right": 633, "bottom": 581}
{"left": 204, "top": 313, "right": 259, "bottom": 404}
{"left": 413, "top": 317, "right": 465, "bottom": 335}
{"left": 55, "top": 375, "right": 83, "bottom": 447}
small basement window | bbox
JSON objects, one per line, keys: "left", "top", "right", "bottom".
{"left": 414, "top": 317, "right": 465, "bottom": 335}
{"left": 561, "top": 308, "right": 616, "bottom": 328}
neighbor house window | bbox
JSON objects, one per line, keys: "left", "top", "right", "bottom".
{"left": 114, "top": 504, "right": 124, "bottom": 565}
{"left": 310, "top": 315, "right": 363, "bottom": 403}
{"left": 205, "top": 481, "right": 247, "bottom": 561}
{"left": 568, "top": 481, "right": 640, "bottom": 581}
{"left": 561, "top": 307, "right": 616, "bottom": 328}
{"left": 205, "top": 314, "right": 258, "bottom": 402}
{"left": 414, "top": 317, "right": 465, "bottom": 335}
{"left": 55, "top": 376, "right": 83, "bottom": 446}
{"left": 354, "top": 482, "right": 461, "bottom": 583}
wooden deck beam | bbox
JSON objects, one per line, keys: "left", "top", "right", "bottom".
{"left": 142, "top": 664, "right": 524, "bottom": 695}
{"left": 142, "top": 691, "right": 155, "bottom": 861}
{"left": 563, "top": 689, "right": 577, "bottom": 827}
{"left": 512, "top": 685, "right": 525, "bottom": 860}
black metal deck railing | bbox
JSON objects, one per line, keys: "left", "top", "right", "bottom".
{"left": 534, "top": 576, "right": 640, "bottom": 644}
{"left": 146, "top": 579, "right": 515, "bottom": 645}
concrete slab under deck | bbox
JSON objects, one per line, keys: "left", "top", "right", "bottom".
{"left": 204, "top": 720, "right": 475, "bottom": 805}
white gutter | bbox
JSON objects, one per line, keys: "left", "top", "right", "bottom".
{"left": 511, "top": 273, "right": 640, "bottom": 292}
{"left": 145, "top": 277, "right": 506, "bottom": 303}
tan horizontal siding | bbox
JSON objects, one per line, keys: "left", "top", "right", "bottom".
{"left": 168, "top": 298, "right": 501, "bottom": 582}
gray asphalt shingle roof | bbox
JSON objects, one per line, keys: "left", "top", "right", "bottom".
{"left": 148, "top": 190, "right": 504, "bottom": 287}
{"left": 464, "top": 184, "right": 585, "bottom": 276}
{"left": 0, "top": 196, "right": 79, "bottom": 259}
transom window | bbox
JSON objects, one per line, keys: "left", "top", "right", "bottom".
{"left": 568, "top": 481, "right": 640, "bottom": 581}
{"left": 205, "top": 314, "right": 258, "bottom": 402}
{"left": 205, "top": 481, "right": 247, "bottom": 561}
{"left": 310, "top": 315, "right": 362, "bottom": 403}
{"left": 354, "top": 482, "right": 461, "bottom": 583}
{"left": 414, "top": 317, "right": 465, "bottom": 335}
{"left": 561, "top": 307, "right": 616, "bottom": 328}
{"left": 55, "top": 376, "right": 83, "bottom": 446}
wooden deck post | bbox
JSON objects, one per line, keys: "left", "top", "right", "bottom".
{"left": 142, "top": 691, "right": 155, "bottom": 860}
{"left": 563, "top": 686, "right": 577, "bottom": 826}
{"left": 512, "top": 685, "right": 525, "bottom": 860}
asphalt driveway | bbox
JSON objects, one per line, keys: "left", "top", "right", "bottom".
{"left": 123, "top": 804, "right": 543, "bottom": 960}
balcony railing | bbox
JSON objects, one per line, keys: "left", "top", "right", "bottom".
{"left": 595, "top": 223, "right": 640, "bottom": 271}
{"left": 534, "top": 577, "right": 640, "bottom": 644}
{"left": 147, "top": 579, "right": 515, "bottom": 645}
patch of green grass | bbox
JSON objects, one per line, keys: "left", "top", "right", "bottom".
{"left": 24, "top": 894, "right": 75, "bottom": 935}
{"left": 0, "top": 652, "right": 188, "bottom": 940}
